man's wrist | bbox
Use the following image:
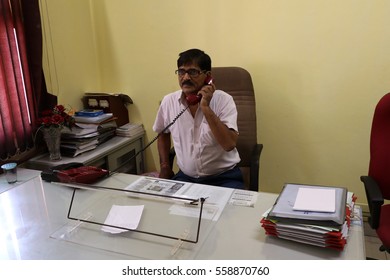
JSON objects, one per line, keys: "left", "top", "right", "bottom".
{"left": 160, "top": 162, "right": 171, "bottom": 169}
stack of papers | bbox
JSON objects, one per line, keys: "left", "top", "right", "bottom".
{"left": 60, "top": 117, "right": 117, "bottom": 157}
{"left": 260, "top": 183, "right": 356, "bottom": 251}
{"left": 116, "top": 123, "right": 145, "bottom": 138}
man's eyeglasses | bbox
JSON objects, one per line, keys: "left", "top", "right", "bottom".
{"left": 175, "top": 68, "right": 206, "bottom": 77}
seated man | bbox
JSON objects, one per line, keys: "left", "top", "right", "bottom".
{"left": 153, "top": 48, "right": 243, "bottom": 189}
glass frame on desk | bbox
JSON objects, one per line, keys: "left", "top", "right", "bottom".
{"left": 50, "top": 181, "right": 219, "bottom": 259}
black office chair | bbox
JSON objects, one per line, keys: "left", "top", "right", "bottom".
{"left": 360, "top": 93, "right": 390, "bottom": 253}
{"left": 170, "top": 67, "right": 263, "bottom": 191}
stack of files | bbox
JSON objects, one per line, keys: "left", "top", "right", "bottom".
{"left": 96, "top": 126, "right": 117, "bottom": 145}
{"left": 260, "top": 183, "right": 356, "bottom": 251}
{"left": 60, "top": 126, "right": 99, "bottom": 157}
{"left": 75, "top": 117, "right": 117, "bottom": 130}
{"left": 60, "top": 138, "right": 99, "bottom": 157}
{"left": 116, "top": 123, "right": 144, "bottom": 138}
{"left": 60, "top": 115, "right": 118, "bottom": 157}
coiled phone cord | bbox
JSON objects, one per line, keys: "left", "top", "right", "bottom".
{"left": 109, "top": 104, "right": 190, "bottom": 176}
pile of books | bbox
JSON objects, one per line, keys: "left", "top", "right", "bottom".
{"left": 116, "top": 123, "right": 144, "bottom": 138}
{"left": 60, "top": 109, "right": 118, "bottom": 157}
{"left": 260, "top": 183, "right": 356, "bottom": 251}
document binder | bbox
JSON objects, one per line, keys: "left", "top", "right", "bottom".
{"left": 260, "top": 183, "right": 356, "bottom": 251}
{"left": 261, "top": 218, "right": 349, "bottom": 250}
{"left": 267, "top": 183, "right": 347, "bottom": 226}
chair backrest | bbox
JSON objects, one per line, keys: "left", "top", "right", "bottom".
{"left": 368, "top": 92, "right": 390, "bottom": 199}
{"left": 211, "top": 67, "right": 258, "bottom": 185}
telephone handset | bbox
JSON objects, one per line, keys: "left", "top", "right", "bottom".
{"left": 186, "top": 76, "right": 213, "bottom": 106}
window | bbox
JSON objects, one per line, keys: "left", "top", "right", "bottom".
{"left": 0, "top": 0, "right": 52, "bottom": 162}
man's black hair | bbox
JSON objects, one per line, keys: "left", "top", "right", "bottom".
{"left": 177, "top": 49, "right": 212, "bottom": 71}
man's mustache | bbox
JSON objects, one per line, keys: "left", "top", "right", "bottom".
{"left": 182, "top": 80, "right": 194, "bottom": 86}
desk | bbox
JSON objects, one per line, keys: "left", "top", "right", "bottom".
{"left": 0, "top": 169, "right": 365, "bottom": 260}
{"left": 23, "top": 134, "right": 145, "bottom": 174}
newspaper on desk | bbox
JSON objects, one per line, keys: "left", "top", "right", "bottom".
{"left": 125, "top": 176, "right": 233, "bottom": 221}
{"left": 125, "top": 176, "right": 188, "bottom": 196}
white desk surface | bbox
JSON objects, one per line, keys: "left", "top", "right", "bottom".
{"left": 0, "top": 168, "right": 365, "bottom": 260}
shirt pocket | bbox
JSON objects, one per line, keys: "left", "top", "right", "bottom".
{"left": 199, "top": 120, "right": 216, "bottom": 147}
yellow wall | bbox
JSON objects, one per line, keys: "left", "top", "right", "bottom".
{"left": 40, "top": 0, "right": 390, "bottom": 208}
{"left": 40, "top": 0, "right": 100, "bottom": 107}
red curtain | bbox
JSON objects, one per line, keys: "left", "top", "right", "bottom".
{"left": 0, "top": 0, "right": 52, "bottom": 160}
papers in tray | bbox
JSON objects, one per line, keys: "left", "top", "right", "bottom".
{"left": 116, "top": 123, "right": 145, "bottom": 137}
{"left": 260, "top": 183, "right": 356, "bottom": 251}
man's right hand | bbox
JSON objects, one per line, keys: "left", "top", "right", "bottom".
{"left": 159, "top": 167, "right": 174, "bottom": 179}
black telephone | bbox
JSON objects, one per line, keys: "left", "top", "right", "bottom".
{"left": 186, "top": 76, "right": 213, "bottom": 105}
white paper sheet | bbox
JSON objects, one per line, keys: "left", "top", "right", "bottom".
{"left": 293, "top": 187, "right": 336, "bottom": 213}
{"left": 101, "top": 205, "right": 144, "bottom": 234}
{"left": 229, "top": 189, "right": 258, "bottom": 207}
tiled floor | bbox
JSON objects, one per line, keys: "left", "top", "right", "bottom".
{"left": 364, "top": 221, "right": 389, "bottom": 260}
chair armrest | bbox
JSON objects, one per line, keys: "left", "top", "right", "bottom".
{"left": 249, "top": 143, "right": 263, "bottom": 192}
{"left": 360, "top": 175, "right": 384, "bottom": 229}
